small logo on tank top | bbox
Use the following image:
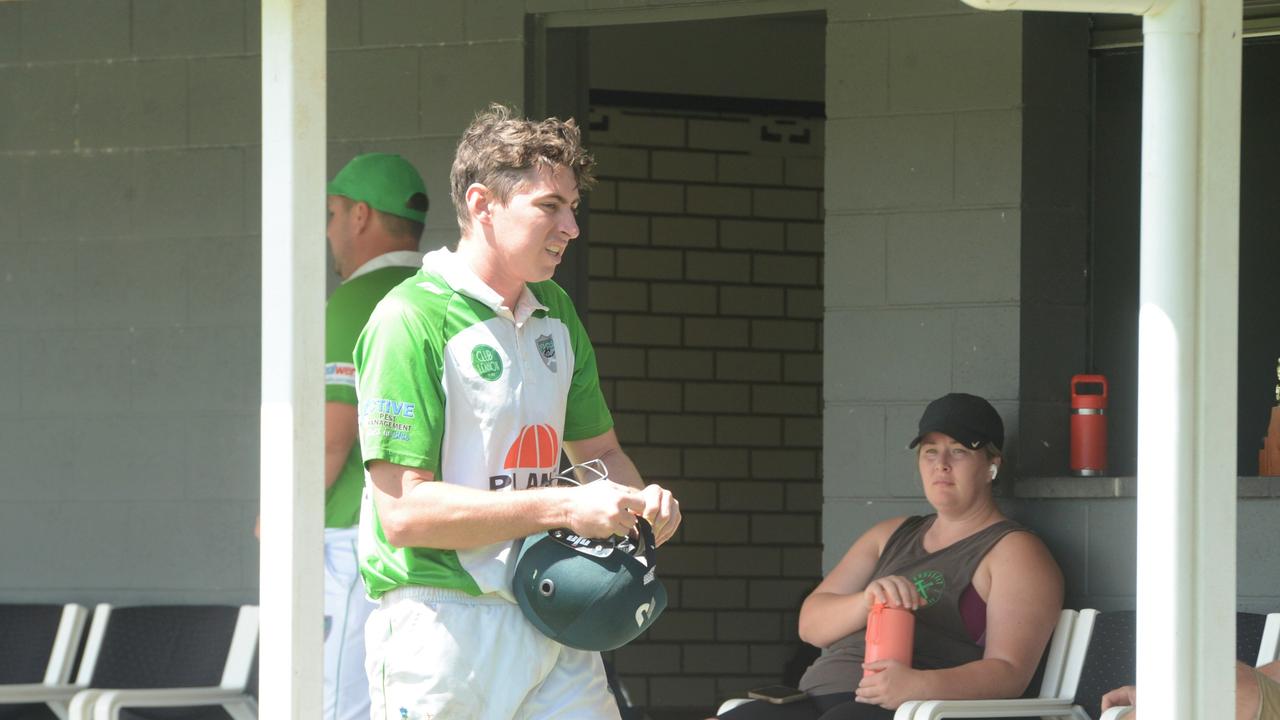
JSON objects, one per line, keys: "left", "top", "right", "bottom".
{"left": 471, "top": 344, "right": 503, "bottom": 381}
{"left": 535, "top": 334, "right": 557, "bottom": 373}
{"left": 912, "top": 570, "right": 946, "bottom": 607}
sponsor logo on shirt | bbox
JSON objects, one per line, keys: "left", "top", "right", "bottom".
{"left": 489, "top": 424, "right": 559, "bottom": 490}
{"left": 324, "top": 362, "right": 356, "bottom": 387}
{"left": 360, "top": 398, "right": 416, "bottom": 442}
{"left": 535, "top": 334, "right": 557, "bottom": 373}
{"left": 471, "top": 344, "right": 503, "bottom": 381}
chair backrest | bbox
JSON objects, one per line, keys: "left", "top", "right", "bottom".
{"left": 1071, "top": 610, "right": 1136, "bottom": 720}
{"left": 1259, "top": 613, "right": 1280, "bottom": 665}
{"left": 1069, "top": 610, "right": 1273, "bottom": 718}
{"left": 76, "top": 604, "right": 257, "bottom": 692}
{"left": 1237, "top": 612, "right": 1270, "bottom": 666}
{"left": 0, "top": 603, "right": 88, "bottom": 686}
{"left": 1038, "top": 608, "right": 1098, "bottom": 701}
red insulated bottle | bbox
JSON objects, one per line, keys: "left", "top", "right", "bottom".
{"left": 862, "top": 602, "right": 915, "bottom": 678}
{"left": 1070, "top": 374, "right": 1108, "bottom": 476}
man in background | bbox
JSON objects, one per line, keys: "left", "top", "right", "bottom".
{"left": 320, "top": 152, "right": 428, "bottom": 720}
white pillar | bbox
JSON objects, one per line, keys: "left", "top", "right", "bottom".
{"left": 1136, "top": 1, "right": 1240, "bottom": 718}
{"left": 961, "top": 0, "right": 1242, "bottom": 715}
{"left": 259, "top": 0, "right": 326, "bottom": 717}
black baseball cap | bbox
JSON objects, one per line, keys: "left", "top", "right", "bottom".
{"left": 908, "top": 393, "right": 1004, "bottom": 451}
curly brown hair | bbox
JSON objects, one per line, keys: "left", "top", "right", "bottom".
{"left": 450, "top": 103, "right": 596, "bottom": 234}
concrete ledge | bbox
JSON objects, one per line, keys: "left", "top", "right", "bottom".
{"left": 1012, "top": 476, "right": 1280, "bottom": 498}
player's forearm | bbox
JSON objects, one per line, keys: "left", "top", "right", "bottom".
{"left": 323, "top": 447, "right": 347, "bottom": 490}
{"left": 597, "top": 447, "right": 643, "bottom": 490}
{"left": 376, "top": 482, "right": 572, "bottom": 550}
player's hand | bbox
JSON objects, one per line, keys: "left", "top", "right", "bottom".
{"left": 564, "top": 480, "right": 644, "bottom": 539}
{"left": 639, "top": 483, "right": 680, "bottom": 546}
{"left": 864, "top": 575, "right": 923, "bottom": 609}
{"left": 856, "top": 659, "right": 925, "bottom": 709}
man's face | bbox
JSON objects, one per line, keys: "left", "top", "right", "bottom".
{"left": 487, "top": 165, "right": 581, "bottom": 285}
{"left": 326, "top": 194, "right": 354, "bottom": 278}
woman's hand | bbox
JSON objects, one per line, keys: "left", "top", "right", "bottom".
{"left": 863, "top": 575, "right": 923, "bottom": 609}
{"left": 856, "top": 659, "right": 926, "bottom": 709}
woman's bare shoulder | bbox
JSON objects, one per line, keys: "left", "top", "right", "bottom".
{"left": 987, "top": 528, "right": 1062, "bottom": 576}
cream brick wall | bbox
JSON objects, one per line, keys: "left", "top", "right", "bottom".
{"left": 588, "top": 101, "right": 824, "bottom": 708}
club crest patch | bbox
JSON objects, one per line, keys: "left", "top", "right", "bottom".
{"left": 535, "top": 334, "right": 557, "bottom": 373}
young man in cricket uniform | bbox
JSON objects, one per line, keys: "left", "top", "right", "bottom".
{"left": 353, "top": 105, "right": 681, "bottom": 719}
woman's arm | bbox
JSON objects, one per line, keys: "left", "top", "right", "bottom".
{"left": 798, "top": 516, "right": 909, "bottom": 648}
{"left": 857, "top": 531, "right": 1064, "bottom": 708}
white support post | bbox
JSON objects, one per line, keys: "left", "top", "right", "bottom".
{"left": 260, "top": 0, "right": 326, "bottom": 717}
{"left": 960, "top": 0, "right": 1242, "bottom": 716}
{"left": 1136, "top": 1, "right": 1241, "bottom": 719}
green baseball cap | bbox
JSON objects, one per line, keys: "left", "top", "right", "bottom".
{"left": 327, "top": 153, "right": 428, "bottom": 223}
{"left": 511, "top": 519, "right": 668, "bottom": 652}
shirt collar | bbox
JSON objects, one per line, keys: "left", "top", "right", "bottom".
{"left": 423, "top": 248, "right": 549, "bottom": 324}
{"left": 345, "top": 250, "right": 424, "bottom": 283}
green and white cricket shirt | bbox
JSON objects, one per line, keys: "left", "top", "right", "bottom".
{"left": 354, "top": 248, "right": 613, "bottom": 600}
{"left": 323, "top": 251, "right": 421, "bottom": 529}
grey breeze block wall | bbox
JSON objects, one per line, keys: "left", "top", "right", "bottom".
{"left": 0, "top": 0, "right": 524, "bottom": 605}
{"left": 586, "top": 103, "right": 825, "bottom": 708}
{"left": 821, "top": 3, "right": 1028, "bottom": 561}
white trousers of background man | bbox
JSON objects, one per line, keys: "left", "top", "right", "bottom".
{"left": 324, "top": 527, "right": 375, "bottom": 720}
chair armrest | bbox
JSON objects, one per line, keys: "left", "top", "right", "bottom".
{"left": 716, "top": 697, "right": 753, "bottom": 715}
{"left": 90, "top": 687, "right": 254, "bottom": 720}
{"left": 909, "top": 697, "right": 1084, "bottom": 719}
{"left": 0, "top": 684, "right": 80, "bottom": 704}
{"left": 1099, "top": 706, "right": 1134, "bottom": 720}
{"left": 70, "top": 689, "right": 107, "bottom": 720}
{"left": 895, "top": 701, "right": 923, "bottom": 718}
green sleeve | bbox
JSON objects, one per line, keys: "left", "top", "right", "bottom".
{"left": 324, "top": 284, "right": 365, "bottom": 405}
{"left": 557, "top": 291, "right": 614, "bottom": 442}
{"left": 353, "top": 295, "right": 445, "bottom": 472}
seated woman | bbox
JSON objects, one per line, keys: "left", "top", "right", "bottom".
{"left": 721, "top": 393, "right": 1064, "bottom": 720}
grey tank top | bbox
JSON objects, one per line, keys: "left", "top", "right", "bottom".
{"left": 799, "top": 514, "right": 1027, "bottom": 695}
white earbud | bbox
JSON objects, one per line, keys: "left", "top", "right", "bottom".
{"left": 989, "top": 464, "right": 998, "bottom": 480}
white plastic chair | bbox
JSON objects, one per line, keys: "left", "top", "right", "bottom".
{"left": 894, "top": 608, "right": 1098, "bottom": 720}
{"left": 0, "top": 602, "right": 92, "bottom": 720}
{"left": 716, "top": 608, "right": 1096, "bottom": 719}
{"left": 63, "top": 603, "right": 258, "bottom": 720}
{"left": 1098, "top": 611, "right": 1280, "bottom": 720}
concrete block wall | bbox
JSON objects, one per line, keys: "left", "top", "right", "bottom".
{"left": 821, "top": 3, "right": 1026, "bottom": 567}
{"left": 0, "top": 0, "right": 521, "bottom": 605}
{"left": 0, "top": 0, "right": 263, "bottom": 605}
{"left": 586, "top": 103, "right": 825, "bottom": 709}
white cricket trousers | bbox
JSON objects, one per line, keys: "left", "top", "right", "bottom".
{"left": 325, "top": 527, "right": 376, "bottom": 720}
{"left": 365, "top": 585, "right": 622, "bottom": 720}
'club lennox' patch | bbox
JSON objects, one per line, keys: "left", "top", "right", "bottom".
{"left": 472, "top": 344, "right": 503, "bottom": 381}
